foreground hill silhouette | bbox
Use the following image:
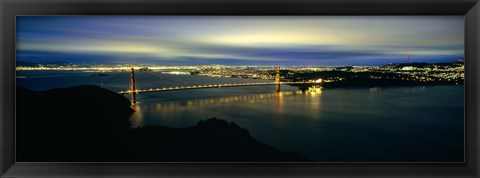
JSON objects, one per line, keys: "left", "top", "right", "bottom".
{"left": 126, "top": 118, "right": 308, "bottom": 162}
{"left": 17, "top": 85, "right": 310, "bottom": 162}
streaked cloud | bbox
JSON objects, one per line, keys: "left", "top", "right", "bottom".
{"left": 16, "top": 16, "right": 464, "bottom": 66}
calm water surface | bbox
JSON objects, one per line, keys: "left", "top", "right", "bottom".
{"left": 17, "top": 70, "right": 464, "bottom": 162}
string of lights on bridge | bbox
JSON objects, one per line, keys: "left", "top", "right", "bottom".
{"left": 118, "top": 80, "right": 322, "bottom": 94}
{"left": 111, "top": 66, "right": 322, "bottom": 105}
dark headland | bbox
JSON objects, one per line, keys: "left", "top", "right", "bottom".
{"left": 16, "top": 85, "right": 310, "bottom": 162}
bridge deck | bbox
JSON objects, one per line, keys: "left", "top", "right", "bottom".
{"left": 118, "top": 81, "right": 319, "bottom": 94}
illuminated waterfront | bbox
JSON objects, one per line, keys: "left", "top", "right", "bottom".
{"left": 15, "top": 15, "right": 466, "bottom": 162}
{"left": 16, "top": 70, "right": 464, "bottom": 161}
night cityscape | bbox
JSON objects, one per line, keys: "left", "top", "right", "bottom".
{"left": 17, "top": 60, "right": 464, "bottom": 86}
{"left": 15, "top": 16, "right": 464, "bottom": 162}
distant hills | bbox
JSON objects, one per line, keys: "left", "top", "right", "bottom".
{"left": 17, "top": 60, "right": 70, "bottom": 66}
{"left": 387, "top": 61, "right": 464, "bottom": 68}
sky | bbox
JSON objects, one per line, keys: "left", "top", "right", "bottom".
{"left": 16, "top": 16, "right": 464, "bottom": 66}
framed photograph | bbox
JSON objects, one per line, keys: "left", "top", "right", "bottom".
{"left": 1, "top": 0, "right": 479, "bottom": 177}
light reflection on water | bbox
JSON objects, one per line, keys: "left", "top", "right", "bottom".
{"left": 129, "top": 104, "right": 143, "bottom": 129}
{"left": 16, "top": 70, "right": 464, "bottom": 162}
{"left": 129, "top": 85, "right": 464, "bottom": 162}
{"left": 129, "top": 90, "right": 322, "bottom": 128}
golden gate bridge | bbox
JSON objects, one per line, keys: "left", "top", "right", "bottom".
{"left": 109, "top": 66, "right": 321, "bottom": 105}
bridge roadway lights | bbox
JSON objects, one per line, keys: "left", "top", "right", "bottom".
{"left": 118, "top": 82, "right": 320, "bottom": 94}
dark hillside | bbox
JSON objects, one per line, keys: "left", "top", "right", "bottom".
{"left": 16, "top": 86, "right": 310, "bottom": 162}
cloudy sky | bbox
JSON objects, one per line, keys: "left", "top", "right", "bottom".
{"left": 16, "top": 16, "right": 464, "bottom": 66}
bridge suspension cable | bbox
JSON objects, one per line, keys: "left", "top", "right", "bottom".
{"left": 117, "top": 67, "right": 323, "bottom": 99}
{"left": 100, "top": 72, "right": 126, "bottom": 85}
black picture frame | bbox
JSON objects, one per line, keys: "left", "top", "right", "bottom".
{"left": 1, "top": 0, "right": 479, "bottom": 177}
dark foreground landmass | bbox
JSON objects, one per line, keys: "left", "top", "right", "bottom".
{"left": 16, "top": 85, "right": 310, "bottom": 162}
{"left": 126, "top": 118, "right": 308, "bottom": 162}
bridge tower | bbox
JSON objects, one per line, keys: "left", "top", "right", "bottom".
{"left": 275, "top": 65, "right": 281, "bottom": 92}
{"left": 130, "top": 67, "right": 136, "bottom": 105}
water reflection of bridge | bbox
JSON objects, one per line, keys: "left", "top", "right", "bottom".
{"left": 113, "top": 66, "right": 321, "bottom": 105}
{"left": 129, "top": 89, "right": 323, "bottom": 128}
{"left": 146, "top": 91, "right": 297, "bottom": 110}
